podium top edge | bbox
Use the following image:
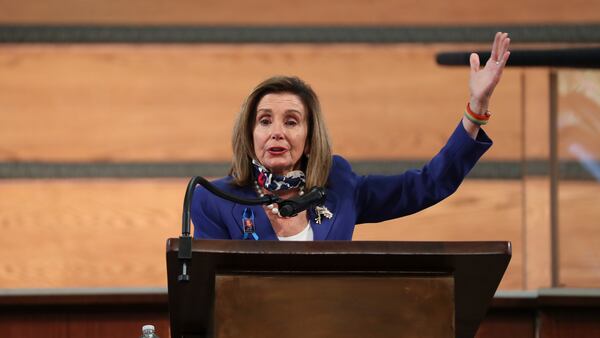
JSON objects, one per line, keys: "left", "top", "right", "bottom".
{"left": 166, "top": 238, "right": 511, "bottom": 256}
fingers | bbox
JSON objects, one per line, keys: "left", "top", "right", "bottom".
{"left": 501, "top": 50, "right": 511, "bottom": 67}
{"left": 490, "top": 32, "right": 510, "bottom": 65}
{"left": 496, "top": 33, "right": 510, "bottom": 63}
{"left": 489, "top": 32, "right": 502, "bottom": 62}
{"left": 499, "top": 37, "right": 511, "bottom": 63}
{"left": 470, "top": 53, "right": 480, "bottom": 74}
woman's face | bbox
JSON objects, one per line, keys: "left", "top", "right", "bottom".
{"left": 253, "top": 92, "right": 308, "bottom": 175}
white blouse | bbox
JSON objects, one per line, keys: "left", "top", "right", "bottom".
{"left": 277, "top": 223, "right": 314, "bottom": 241}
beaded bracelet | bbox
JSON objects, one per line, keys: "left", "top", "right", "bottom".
{"left": 464, "top": 102, "right": 491, "bottom": 125}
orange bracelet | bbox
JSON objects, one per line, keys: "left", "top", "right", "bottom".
{"left": 464, "top": 110, "right": 488, "bottom": 125}
{"left": 466, "top": 102, "right": 491, "bottom": 121}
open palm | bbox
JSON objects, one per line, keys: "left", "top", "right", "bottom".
{"left": 469, "top": 32, "right": 511, "bottom": 114}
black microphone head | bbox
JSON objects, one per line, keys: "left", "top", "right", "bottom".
{"left": 304, "top": 187, "right": 327, "bottom": 205}
{"left": 277, "top": 187, "right": 327, "bottom": 217}
{"left": 279, "top": 204, "right": 297, "bottom": 218}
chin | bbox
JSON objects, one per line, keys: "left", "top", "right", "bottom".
{"left": 266, "top": 163, "right": 294, "bottom": 175}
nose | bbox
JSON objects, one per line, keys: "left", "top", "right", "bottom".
{"left": 270, "top": 122, "right": 284, "bottom": 140}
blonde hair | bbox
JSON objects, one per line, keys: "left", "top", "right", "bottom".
{"left": 230, "top": 76, "right": 332, "bottom": 190}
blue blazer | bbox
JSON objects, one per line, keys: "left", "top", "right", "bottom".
{"left": 192, "top": 123, "right": 492, "bottom": 240}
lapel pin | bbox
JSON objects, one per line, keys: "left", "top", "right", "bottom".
{"left": 314, "top": 205, "right": 333, "bottom": 224}
{"left": 242, "top": 208, "right": 259, "bottom": 240}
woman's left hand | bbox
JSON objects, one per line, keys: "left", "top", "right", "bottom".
{"left": 468, "top": 32, "right": 511, "bottom": 114}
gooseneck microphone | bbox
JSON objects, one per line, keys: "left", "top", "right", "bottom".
{"left": 278, "top": 187, "right": 327, "bottom": 217}
{"left": 178, "top": 176, "right": 327, "bottom": 282}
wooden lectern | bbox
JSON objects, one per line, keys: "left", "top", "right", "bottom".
{"left": 166, "top": 240, "right": 511, "bottom": 338}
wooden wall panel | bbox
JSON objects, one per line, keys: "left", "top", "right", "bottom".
{"left": 0, "top": 179, "right": 183, "bottom": 288}
{"left": 539, "top": 309, "right": 600, "bottom": 338}
{"left": 0, "top": 311, "right": 170, "bottom": 338}
{"left": 523, "top": 69, "right": 552, "bottom": 290}
{"left": 559, "top": 182, "right": 600, "bottom": 287}
{"left": 0, "top": 292, "right": 170, "bottom": 338}
{"left": 0, "top": 178, "right": 524, "bottom": 289}
{"left": 557, "top": 70, "right": 600, "bottom": 161}
{"left": 0, "top": 0, "right": 598, "bottom": 25}
{"left": 353, "top": 179, "right": 524, "bottom": 290}
{"left": 524, "top": 69, "right": 551, "bottom": 159}
{"left": 523, "top": 178, "right": 552, "bottom": 290}
{"left": 1, "top": 178, "right": 598, "bottom": 289}
{"left": 555, "top": 69, "right": 600, "bottom": 288}
{"left": 0, "top": 44, "right": 522, "bottom": 162}
{"left": 475, "top": 310, "right": 535, "bottom": 338}
{"left": 0, "top": 312, "right": 69, "bottom": 338}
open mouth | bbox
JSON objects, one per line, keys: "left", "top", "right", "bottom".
{"left": 268, "top": 147, "right": 287, "bottom": 154}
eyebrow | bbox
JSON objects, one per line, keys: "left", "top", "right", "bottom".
{"left": 256, "top": 108, "right": 304, "bottom": 115}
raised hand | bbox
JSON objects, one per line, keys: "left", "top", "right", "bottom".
{"left": 468, "top": 32, "right": 511, "bottom": 115}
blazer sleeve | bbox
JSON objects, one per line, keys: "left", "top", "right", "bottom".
{"left": 191, "top": 185, "right": 231, "bottom": 239}
{"left": 355, "top": 122, "right": 492, "bottom": 224}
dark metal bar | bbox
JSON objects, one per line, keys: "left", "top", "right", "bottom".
{"left": 1, "top": 24, "right": 600, "bottom": 44}
{"left": 0, "top": 160, "right": 596, "bottom": 180}
{"left": 549, "top": 70, "right": 560, "bottom": 288}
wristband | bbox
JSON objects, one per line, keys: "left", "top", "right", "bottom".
{"left": 465, "top": 102, "right": 491, "bottom": 125}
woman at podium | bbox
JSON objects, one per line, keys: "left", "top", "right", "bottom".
{"left": 192, "top": 32, "right": 511, "bottom": 241}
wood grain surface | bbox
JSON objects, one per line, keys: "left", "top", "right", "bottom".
{"left": 557, "top": 70, "right": 600, "bottom": 161}
{"left": 558, "top": 181, "right": 600, "bottom": 287}
{"left": 0, "top": 178, "right": 598, "bottom": 289}
{"left": 0, "top": 0, "right": 598, "bottom": 25}
{"left": 354, "top": 179, "right": 524, "bottom": 290}
{"left": 215, "top": 275, "right": 453, "bottom": 338}
{"left": 0, "top": 179, "right": 182, "bottom": 288}
{"left": 0, "top": 310, "right": 170, "bottom": 338}
{"left": 539, "top": 309, "right": 600, "bottom": 338}
{"left": 522, "top": 70, "right": 553, "bottom": 289}
{"left": 475, "top": 311, "right": 535, "bottom": 338}
{"left": 0, "top": 44, "right": 524, "bottom": 162}
{"left": 0, "top": 178, "right": 519, "bottom": 289}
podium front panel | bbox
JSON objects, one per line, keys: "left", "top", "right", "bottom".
{"left": 167, "top": 240, "right": 511, "bottom": 338}
{"left": 214, "top": 274, "right": 454, "bottom": 338}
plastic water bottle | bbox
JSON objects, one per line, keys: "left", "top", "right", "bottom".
{"left": 140, "top": 324, "right": 160, "bottom": 338}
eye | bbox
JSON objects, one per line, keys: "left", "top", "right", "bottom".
{"left": 285, "top": 119, "right": 298, "bottom": 127}
{"left": 258, "top": 117, "right": 271, "bottom": 126}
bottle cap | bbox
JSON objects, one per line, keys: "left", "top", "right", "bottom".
{"left": 142, "top": 324, "right": 155, "bottom": 331}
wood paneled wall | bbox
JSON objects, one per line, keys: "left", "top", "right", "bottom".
{"left": 1, "top": 0, "right": 599, "bottom": 25}
{"left": 0, "top": 179, "right": 180, "bottom": 288}
{"left": 1, "top": 178, "right": 599, "bottom": 290}
{"left": 0, "top": 178, "right": 523, "bottom": 289}
{"left": 0, "top": 44, "right": 520, "bottom": 162}
{"left": 1, "top": 43, "right": 599, "bottom": 290}
{"left": 559, "top": 182, "right": 600, "bottom": 286}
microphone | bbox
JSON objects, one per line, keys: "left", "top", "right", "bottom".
{"left": 179, "top": 176, "right": 282, "bottom": 282}
{"left": 178, "top": 177, "right": 326, "bottom": 282}
{"left": 278, "top": 187, "right": 327, "bottom": 217}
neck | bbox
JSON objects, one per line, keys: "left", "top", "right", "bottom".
{"left": 263, "top": 187, "right": 300, "bottom": 200}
